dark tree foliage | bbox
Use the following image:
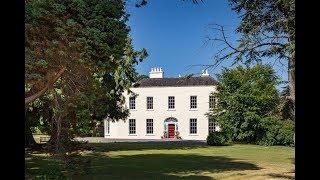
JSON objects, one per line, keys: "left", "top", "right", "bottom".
{"left": 25, "top": 0, "right": 148, "bottom": 151}
{"left": 134, "top": 0, "right": 203, "bottom": 8}
{"left": 207, "top": 132, "right": 230, "bottom": 146}
{"left": 136, "top": 74, "right": 149, "bottom": 81}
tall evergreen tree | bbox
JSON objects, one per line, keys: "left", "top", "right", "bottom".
{"left": 25, "top": 0, "right": 147, "bottom": 150}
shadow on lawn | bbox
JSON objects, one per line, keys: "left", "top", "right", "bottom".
{"left": 26, "top": 152, "right": 260, "bottom": 179}
{"left": 268, "top": 173, "right": 294, "bottom": 179}
{"left": 88, "top": 141, "right": 227, "bottom": 152}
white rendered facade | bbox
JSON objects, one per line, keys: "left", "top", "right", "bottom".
{"left": 104, "top": 68, "right": 220, "bottom": 140}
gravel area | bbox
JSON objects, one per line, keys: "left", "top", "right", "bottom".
{"left": 75, "top": 137, "right": 206, "bottom": 145}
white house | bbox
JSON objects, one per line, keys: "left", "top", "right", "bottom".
{"left": 104, "top": 67, "right": 220, "bottom": 140}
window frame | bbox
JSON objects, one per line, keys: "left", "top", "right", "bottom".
{"left": 190, "top": 118, "right": 197, "bottom": 134}
{"left": 129, "top": 119, "right": 136, "bottom": 134}
{"left": 146, "top": 119, "right": 154, "bottom": 134}
{"left": 208, "top": 119, "right": 216, "bottom": 134}
{"left": 168, "top": 96, "right": 175, "bottom": 109}
{"left": 129, "top": 96, "right": 136, "bottom": 110}
{"left": 209, "top": 95, "right": 216, "bottom": 109}
{"left": 190, "top": 96, "right": 197, "bottom": 109}
{"left": 105, "top": 120, "right": 110, "bottom": 135}
{"left": 146, "top": 97, "right": 153, "bottom": 110}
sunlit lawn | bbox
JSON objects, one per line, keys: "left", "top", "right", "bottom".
{"left": 25, "top": 142, "right": 294, "bottom": 179}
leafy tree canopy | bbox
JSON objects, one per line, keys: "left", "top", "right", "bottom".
{"left": 209, "top": 64, "right": 280, "bottom": 143}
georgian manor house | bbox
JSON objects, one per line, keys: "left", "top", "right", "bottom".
{"left": 104, "top": 67, "right": 220, "bottom": 140}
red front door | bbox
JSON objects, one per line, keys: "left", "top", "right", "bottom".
{"left": 168, "top": 124, "right": 175, "bottom": 138}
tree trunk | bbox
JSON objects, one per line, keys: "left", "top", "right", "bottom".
{"left": 288, "top": 54, "right": 295, "bottom": 118}
{"left": 25, "top": 121, "right": 36, "bottom": 147}
{"left": 47, "top": 91, "right": 72, "bottom": 154}
{"left": 25, "top": 67, "right": 66, "bottom": 105}
{"left": 48, "top": 116, "right": 73, "bottom": 153}
{"left": 51, "top": 92, "right": 63, "bottom": 153}
{"left": 25, "top": 119, "right": 41, "bottom": 149}
{"left": 48, "top": 122, "right": 57, "bottom": 147}
{"left": 55, "top": 115, "right": 62, "bottom": 152}
{"left": 48, "top": 115, "right": 62, "bottom": 153}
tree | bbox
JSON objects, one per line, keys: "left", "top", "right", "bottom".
{"left": 209, "top": 64, "right": 280, "bottom": 143}
{"left": 25, "top": 95, "right": 53, "bottom": 148}
{"left": 205, "top": 0, "right": 295, "bottom": 117}
{"left": 25, "top": 0, "right": 147, "bottom": 104}
{"left": 25, "top": 0, "right": 147, "bottom": 151}
{"left": 273, "top": 85, "right": 294, "bottom": 120}
{"left": 136, "top": 74, "right": 149, "bottom": 81}
{"left": 134, "top": 0, "right": 203, "bottom": 8}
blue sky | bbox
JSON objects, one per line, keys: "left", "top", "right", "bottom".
{"left": 126, "top": 0, "right": 288, "bottom": 84}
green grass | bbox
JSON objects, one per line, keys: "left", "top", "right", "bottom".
{"left": 25, "top": 142, "right": 294, "bottom": 179}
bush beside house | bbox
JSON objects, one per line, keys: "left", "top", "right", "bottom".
{"left": 207, "top": 64, "right": 294, "bottom": 146}
{"left": 207, "top": 132, "right": 230, "bottom": 146}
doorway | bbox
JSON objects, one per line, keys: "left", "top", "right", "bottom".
{"left": 168, "top": 124, "right": 175, "bottom": 138}
{"left": 164, "top": 117, "right": 178, "bottom": 139}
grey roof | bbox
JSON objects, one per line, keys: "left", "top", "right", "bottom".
{"left": 133, "top": 76, "right": 217, "bottom": 88}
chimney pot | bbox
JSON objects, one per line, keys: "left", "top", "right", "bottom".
{"left": 149, "top": 67, "right": 164, "bottom": 78}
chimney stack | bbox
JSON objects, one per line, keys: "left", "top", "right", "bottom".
{"left": 201, "top": 69, "right": 210, "bottom": 77}
{"left": 149, "top": 67, "right": 164, "bottom": 78}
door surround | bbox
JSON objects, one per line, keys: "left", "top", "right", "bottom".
{"left": 164, "top": 117, "right": 178, "bottom": 139}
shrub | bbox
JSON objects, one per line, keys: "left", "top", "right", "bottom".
{"left": 258, "top": 117, "right": 294, "bottom": 146}
{"left": 276, "top": 120, "right": 295, "bottom": 146}
{"left": 207, "top": 132, "right": 229, "bottom": 146}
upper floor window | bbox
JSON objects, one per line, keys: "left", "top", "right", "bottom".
{"left": 129, "top": 97, "right": 136, "bottom": 109}
{"left": 190, "top": 96, "right": 197, "bottom": 109}
{"left": 147, "top": 97, "right": 153, "bottom": 110}
{"left": 190, "top": 118, "right": 197, "bottom": 134}
{"left": 208, "top": 119, "right": 216, "bottom": 133}
{"left": 209, "top": 95, "right": 217, "bottom": 109}
{"left": 168, "top": 96, "right": 175, "bottom": 109}
{"left": 129, "top": 119, "right": 136, "bottom": 134}
{"left": 146, "top": 119, "right": 153, "bottom": 134}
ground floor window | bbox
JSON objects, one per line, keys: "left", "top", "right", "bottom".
{"left": 146, "top": 119, "right": 153, "bottom": 134}
{"left": 129, "top": 119, "right": 136, "bottom": 134}
{"left": 190, "top": 118, "right": 197, "bottom": 134}
{"left": 208, "top": 119, "right": 216, "bottom": 133}
{"left": 105, "top": 120, "right": 110, "bottom": 135}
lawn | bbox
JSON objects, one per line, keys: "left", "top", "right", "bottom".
{"left": 25, "top": 141, "right": 294, "bottom": 179}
